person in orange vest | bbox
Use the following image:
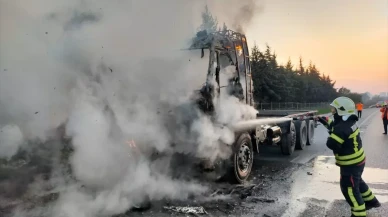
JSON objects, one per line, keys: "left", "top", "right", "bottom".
{"left": 381, "top": 102, "right": 388, "bottom": 135}
{"left": 356, "top": 102, "right": 364, "bottom": 119}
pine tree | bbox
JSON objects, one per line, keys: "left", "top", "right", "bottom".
{"left": 222, "top": 22, "right": 228, "bottom": 32}
{"left": 198, "top": 5, "right": 218, "bottom": 33}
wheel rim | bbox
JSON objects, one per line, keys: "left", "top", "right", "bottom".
{"left": 237, "top": 142, "right": 252, "bottom": 175}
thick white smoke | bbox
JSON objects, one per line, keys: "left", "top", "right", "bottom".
{"left": 0, "top": 125, "right": 24, "bottom": 159}
{"left": 0, "top": 0, "right": 259, "bottom": 216}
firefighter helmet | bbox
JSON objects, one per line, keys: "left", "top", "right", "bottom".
{"left": 330, "top": 96, "right": 356, "bottom": 117}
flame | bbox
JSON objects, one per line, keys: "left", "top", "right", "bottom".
{"left": 235, "top": 45, "right": 243, "bottom": 56}
{"left": 235, "top": 45, "right": 242, "bottom": 50}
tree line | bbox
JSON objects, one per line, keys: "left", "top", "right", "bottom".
{"left": 198, "top": 6, "right": 363, "bottom": 104}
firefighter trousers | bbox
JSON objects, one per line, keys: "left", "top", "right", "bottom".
{"left": 340, "top": 164, "right": 378, "bottom": 217}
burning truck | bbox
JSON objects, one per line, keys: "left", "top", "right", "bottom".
{"left": 55, "top": 29, "right": 318, "bottom": 185}
{"left": 0, "top": 28, "right": 320, "bottom": 216}
{"left": 159, "top": 29, "right": 320, "bottom": 184}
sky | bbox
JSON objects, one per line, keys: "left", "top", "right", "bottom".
{"left": 242, "top": 0, "right": 388, "bottom": 95}
{"left": 1, "top": 0, "right": 387, "bottom": 95}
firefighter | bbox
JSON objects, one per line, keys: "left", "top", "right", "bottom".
{"left": 380, "top": 102, "right": 388, "bottom": 135}
{"left": 356, "top": 101, "right": 363, "bottom": 119}
{"left": 317, "top": 96, "right": 380, "bottom": 217}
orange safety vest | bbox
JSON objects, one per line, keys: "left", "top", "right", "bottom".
{"left": 381, "top": 107, "right": 388, "bottom": 120}
{"left": 356, "top": 103, "right": 363, "bottom": 111}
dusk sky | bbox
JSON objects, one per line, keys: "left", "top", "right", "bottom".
{"left": 1, "top": 0, "right": 387, "bottom": 95}
{"left": 244, "top": 0, "right": 388, "bottom": 95}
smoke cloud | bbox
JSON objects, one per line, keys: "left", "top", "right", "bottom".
{"left": 207, "top": 0, "right": 265, "bottom": 33}
{"left": 0, "top": 0, "right": 259, "bottom": 216}
{"left": 0, "top": 125, "right": 24, "bottom": 160}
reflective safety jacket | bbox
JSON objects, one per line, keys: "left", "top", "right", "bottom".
{"left": 380, "top": 107, "right": 388, "bottom": 120}
{"left": 356, "top": 103, "right": 363, "bottom": 111}
{"left": 326, "top": 116, "right": 365, "bottom": 167}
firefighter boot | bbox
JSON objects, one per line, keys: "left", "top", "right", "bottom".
{"left": 365, "top": 199, "right": 381, "bottom": 210}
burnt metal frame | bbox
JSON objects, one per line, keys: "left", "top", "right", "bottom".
{"left": 188, "top": 29, "right": 254, "bottom": 107}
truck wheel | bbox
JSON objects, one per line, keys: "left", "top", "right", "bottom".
{"left": 295, "top": 120, "right": 307, "bottom": 150}
{"left": 227, "top": 133, "right": 254, "bottom": 184}
{"left": 306, "top": 120, "right": 315, "bottom": 146}
{"left": 280, "top": 122, "right": 296, "bottom": 155}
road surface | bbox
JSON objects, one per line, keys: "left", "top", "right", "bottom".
{"left": 1, "top": 109, "right": 387, "bottom": 217}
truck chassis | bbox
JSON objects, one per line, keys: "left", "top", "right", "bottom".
{"left": 189, "top": 29, "right": 318, "bottom": 183}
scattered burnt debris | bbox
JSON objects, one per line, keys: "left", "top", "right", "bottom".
{"left": 164, "top": 206, "right": 208, "bottom": 215}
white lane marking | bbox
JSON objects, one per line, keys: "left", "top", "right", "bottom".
{"left": 290, "top": 155, "right": 301, "bottom": 163}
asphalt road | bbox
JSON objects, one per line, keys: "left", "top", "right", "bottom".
{"left": 2, "top": 109, "right": 387, "bottom": 217}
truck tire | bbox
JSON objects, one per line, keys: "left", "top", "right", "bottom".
{"left": 227, "top": 133, "right": 254, "bottom": 184}
{"left": 306, "top": 120, "right": 315, "bottom": 146}
{"left": 295, "top": 120, "right": 307, "bottom": 150}
{"left": 280, "top": 122, "right": 296, "bottom": 155}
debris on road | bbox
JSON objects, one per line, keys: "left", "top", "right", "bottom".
{"left": 249, "top": 197, "right": 276, "bottom": 203}
{"left": 163, "top": 206, "right": 208, "bottom": 215}
{"left": 307, "top": 172, "right": 313, "bottom": 175}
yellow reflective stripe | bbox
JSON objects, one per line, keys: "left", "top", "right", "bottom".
{"left": 333, "top": 100, "right": 340, "bottom": 106}
{"left": 361, "top": 188, "right": 376, "bottom": 201}
{"left": 352, "top": 211, "right": 367, "bottom": 216}
{"left": 336, "top": 153, "right": 365, "bottom": 166}
{"left": 330, "top": 133, "right": 344, "bottom": 144}
{"left": 349, "top": 129, "right": 360, "bottom": 139}
{"left": 349, "top": 129, "right": 360, "bottom": 152}
{"left": 363, "top": 194, "right": 375, "bottom": 202}
{"left": 361, "top": 189, "right": 371, "bottom": 197}
{"left": 335, "top": 148, "right": 364, "bottom": 160}
{"left": 352, "top": 205, "right": 365, "bottom": 211}
{"left": 348, "top": 187, "right": 359, "bottom": 207}
{"left": 348, "top": 187, "right": 366, "bottom": 216}
{"left": 353, "top": 137, "right": 359, "bottom": 152}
